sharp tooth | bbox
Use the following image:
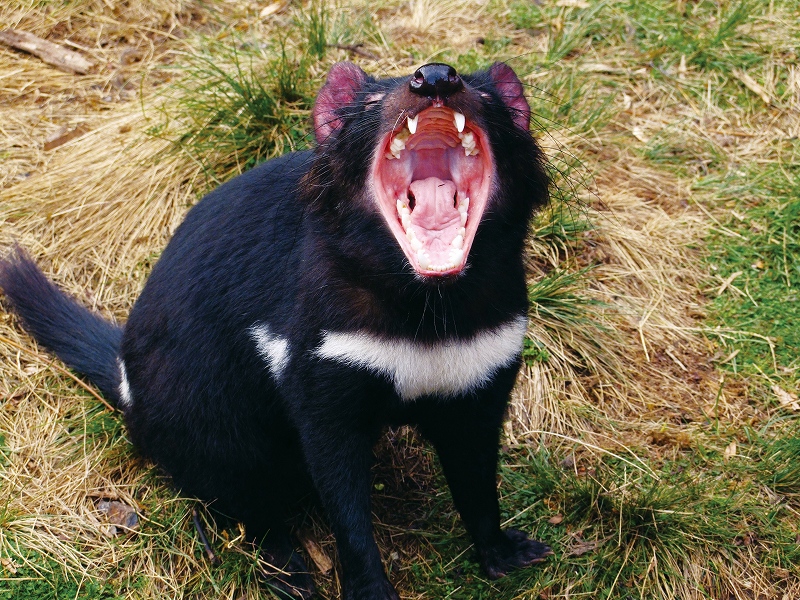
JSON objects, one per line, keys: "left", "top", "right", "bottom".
{"left": 417, "top": 251, "right": 430, "bottom": 269}
{"left": 454, "top": 111, "right": 466, "bottom": 133}
{"left": 407, "top": 115, "right": 418, "bottom": 134}
{"left": 459, "top": 227, "right": 466, "bottom": 237}
{"left": 396, "top": 199, "right": 405, "bottom": 214}
{"left": 460, "top": 212, "right": 468, "bottom": 226}
{"left": 451, "top": 234, "right": 463, "bottom": 249}
{"left": 402, "top": 214, "right": 411, "bottom": 229}
{"left": 450, "top": 248, "right": 464, "bottom": 264}
{"left": 410, "top": 237, "right": 423, "bottom": 251}
{"left": 460, "top": 197, "right": 470, "bottom": 211}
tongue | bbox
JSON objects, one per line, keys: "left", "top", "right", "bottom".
{"left": 407, "top": 177, "right": 462, "bottom": 263}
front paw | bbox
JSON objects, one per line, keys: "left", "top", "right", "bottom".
{"left": 478, "top": 528, "right": 553, "bottom": 579}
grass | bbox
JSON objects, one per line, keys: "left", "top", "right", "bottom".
{"left": 155, "top": 39, "right": 315, "bottom": 190}
{"left": 2, "top": 0, "right": 800, "bottom": 598}
{"left": 702, "top": 162, "right": 800, "bottom": 383}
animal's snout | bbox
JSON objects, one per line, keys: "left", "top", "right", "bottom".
{"left": 409, "top": 63, "right": 463, "bottom": 99}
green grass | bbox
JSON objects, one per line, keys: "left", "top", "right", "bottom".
{"left": 700, "top": 161, "right": 800, "bottom": 384}
{"left": 151, "top": 38, "right": 316, "bottom": 193}
{"left": 0, "top": 557, "right": 123, "bottom": 600}
{"left": 407, "top": 419, "right": 800, "bottom": 599}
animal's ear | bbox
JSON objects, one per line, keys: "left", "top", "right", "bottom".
{"left": 313, "top": 62, "right": 369, "bottom": 144}
{"left": 488, "top": 62, "right": 530, "bottom": 132}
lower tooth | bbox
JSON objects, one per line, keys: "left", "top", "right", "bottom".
{"left": 450, "top": 248, "right": 464, "bottom": 263}
{"left": 417, "top": 252, "right": 430, "bottom": 269}
{"left": 410, "top": 237, "right": 423, "bottom": 251}
{"left": 451, "top": 234, "right": 463, "bottom": 249}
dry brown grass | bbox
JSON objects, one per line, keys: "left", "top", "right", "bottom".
{"left": 3, "top": 0, "right": 792, "bottom": 598}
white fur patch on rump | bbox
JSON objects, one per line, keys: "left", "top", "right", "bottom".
{"left": 117, "top": 358, "right": 133, "bottom": 409}
{"left": 250, "top": 323, "right": 291, "bottom": 380}
{"left": 314, "top": 315, "right": 528, "bottom": 400}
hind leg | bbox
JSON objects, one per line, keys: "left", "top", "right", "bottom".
{"left": 246, "top": 517, "right": 316, "bottom": 600}
{"left": 185, "top": 452, "right": 316, "bottom": 598}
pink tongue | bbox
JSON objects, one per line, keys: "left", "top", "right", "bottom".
{"left": 408, "top": 177, "right": 461, "bottom": 262}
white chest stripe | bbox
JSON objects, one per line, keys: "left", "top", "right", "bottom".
{"left": 117, "top": 359, "right": 133, "bottom": 409}
{"left": 314, "top": 316, "right": 528, "bottom": 401}
{"left": 250, "top": 324, "right": 291, "bottom": 380}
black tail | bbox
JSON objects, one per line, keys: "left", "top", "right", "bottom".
{"left": 0, "top": 246, "right": 123, "bottom": 403}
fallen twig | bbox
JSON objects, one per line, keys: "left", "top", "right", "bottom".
{"left": 0, "top": 29, "right": 93, "bottom": 74}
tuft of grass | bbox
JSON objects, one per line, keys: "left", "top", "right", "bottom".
{"left": 302, "top": 0, "right": 329, "bottom": 60}
{"left": 509, "top": 0, "right": 612, "bottom": 65}
{"left": 759, "top": 434, "right": 800, "bottom": 496}
{"left": 624, "top": 0, "right": 757, "bottom": 71}
{"left": 158, "top": 39, "right": 315, "bottom": 191}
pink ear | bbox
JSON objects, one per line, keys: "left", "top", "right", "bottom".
{"left": 488, "top": 63, "right": 530, "bottom": 132}
{"left": 313, "top": 62, "right": 368, "bottom": 144}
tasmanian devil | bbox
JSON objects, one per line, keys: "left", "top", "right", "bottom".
{"left": 0, "top": 61, "right": 551, "bottom": 599}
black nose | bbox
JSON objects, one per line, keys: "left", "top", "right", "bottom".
{"left": 409, "top": 63, "right": 463, "bottom": 99}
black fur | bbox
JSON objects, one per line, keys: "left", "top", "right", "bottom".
{"left": 0, "top": 248, "right": 122, "bottom": 399}
{"left": 0, "top": 62, "right": 551, "bottom": 599}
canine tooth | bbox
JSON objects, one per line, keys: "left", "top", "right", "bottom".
{"left": 459, "top": 227, "right": 466, "bottom": 237}
{"left": 402, "top": 214, "right": 411, "bottom": 229}
{"left": 450, "top": 248, "right": 464, "bottom": 263}
{"left": 460, "top": 197, "right": 469, "bottom": 211}
{"left": 417, "top": 251, "right": 430, "bottom": 269}
{"left": 460, "top": 212, "right": 467, "bottom": 225}
{"left": 410, "top": 237, "right": 423, "bottom": 251}
{"left": 454, "top": 111, "right": 465, "bottom": 133}
{"left": 407, "top": 115, "right": 418, "bottom": 134}
{"left": 396, "top": 199, "right": 405, "bottom": 214}
{"left": 451, "top": 234, "right": 463, "bottom": 249}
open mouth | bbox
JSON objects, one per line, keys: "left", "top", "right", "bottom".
{"left": 371, "top": 106, "right": 493, "bottom": 277}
